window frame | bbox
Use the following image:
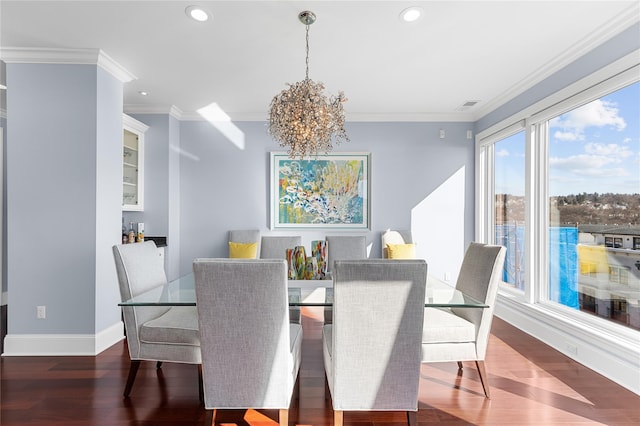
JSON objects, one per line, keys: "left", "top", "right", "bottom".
{"left": 476, "top": 52, "right": 640, "bottom": 338}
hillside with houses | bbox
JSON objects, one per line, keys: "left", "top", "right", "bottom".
{"left": 495, "top": 193, "right": 640, "bottom": 226}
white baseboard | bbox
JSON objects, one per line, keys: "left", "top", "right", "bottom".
{"left": 2, "top": 321, "right": 124, "bottom": 356}
{"left": 495, "top": 294, "right": 640, "bottom": 396}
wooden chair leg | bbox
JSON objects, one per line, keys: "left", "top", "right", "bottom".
{"left": 123, "top": 360, "right": 141, "bottom": 397}
{"left": 294, "top": 373, "right": 301, "bottom": 401}
{"left": 156, "top": 361, "right": 163, "bottom": 369}
{"left": 457, "top": 361, "right": 463, "bottom": 370}
{"left": 278, "top": 408, "right": 288, "bottom": 426}
{"left": 475, "top": 360, "right": 491, "bottom": 399}
{"left": 324, "top": 374, "right": 330, "bottom": 400}
{"left": 407, "top": 410, "right": 417, "bottom": 426}
{"left": 334, "top": 410, "right": 343, "bottom": 426}
{"left": 198, "top": 364, "right": 204, "bottom": 404}
{"left": 204, "top": 408, "right": 214, "bottom": 426}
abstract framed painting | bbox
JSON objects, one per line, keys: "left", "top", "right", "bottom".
{"left": 270, "top": 152, "right": 370, "bottom": 229}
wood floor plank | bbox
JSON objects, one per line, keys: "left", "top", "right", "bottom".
{"left": 1, "top": 309, "right": 638, "bottom": 425}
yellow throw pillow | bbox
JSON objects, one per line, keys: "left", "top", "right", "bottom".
{"left": 386, "top": 243, "right": 416, "bottom": 259}
{"left": 228, "top": 242, "right": 258, "bottom": 259}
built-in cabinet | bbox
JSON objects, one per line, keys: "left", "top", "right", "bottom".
{"left": 122, "top": 114, "right": 148, "bottom": 211}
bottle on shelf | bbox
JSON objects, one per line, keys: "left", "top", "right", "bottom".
{"left": 122, "top": 218, "right": 128, "bottom": 244}
{"left": 137, "top": 222, "right": 145, "bottom": 243}
{"left": 128, "top": 222, "right": 136, "bottom": 244}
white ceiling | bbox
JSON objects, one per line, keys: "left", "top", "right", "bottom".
{"left": 1, "top": 1, "right": 638, "bottom": 121}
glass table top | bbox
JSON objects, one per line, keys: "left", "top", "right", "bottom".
{"left": 119, "top": 273, "right": 488, "bottom": 308}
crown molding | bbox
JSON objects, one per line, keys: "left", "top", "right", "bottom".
{"left": 177, "top": 110, "right": 475, "bottom": 123}
{"left": 472, "top": 3, "right": 640, "bottom": 121}
{"left": 123, "top": 113, "right": 149, "bottom": 133}
{"left": 0, "top": 47, "right": 136, "bottom": 83}
{"left": 124, "top": 104, "right": 183, "bottom": 120}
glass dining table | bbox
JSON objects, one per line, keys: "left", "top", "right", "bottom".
{"left": 119, "top": 273, "right": 487, "bottom": 309}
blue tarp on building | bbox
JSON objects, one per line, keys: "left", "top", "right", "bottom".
{"left": 496, "top": 225, "right": 578, "bottom": 309}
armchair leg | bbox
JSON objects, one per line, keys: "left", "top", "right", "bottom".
{"left": 475, "top": 360, "right": 491, "bottom": 399}
{"left": 407, "top": 410, "right": 417, "bottom": 426}
{"left": 156, "top": 361, "right": 163, "bottom": 369}
{"left": 278, "top": 408, "right": 288, "bottom": 426}
{"left": 334, "top": 410, "right": 343, "bottom": 426}
{"left": 123, "top": 360, "right": 141, "bottom": 397}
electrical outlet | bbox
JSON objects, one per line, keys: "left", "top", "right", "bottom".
{"left": 37, "top": 305, "right": 46, "bottom": 319}
{"left": 444, "top": 272, "right": 451, "bottom": 281}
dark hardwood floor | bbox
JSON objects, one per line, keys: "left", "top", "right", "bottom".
{"left": 1, "top": 308, "right": 639, "bottom": 425}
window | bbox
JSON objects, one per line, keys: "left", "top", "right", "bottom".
{"left": 614, "top": 238, "right": 623, "bottom": 249}
{"left": 493, "top": 131, "right": 526, "bottom": 291}
{"left": 546, "top": 82, "right": 639, "bottom": 328}
{"left": 479, "top": 72, "right": 640, "bottom": 332}
{"left": 609, "top": 265, "right": 630, "bottom": 285}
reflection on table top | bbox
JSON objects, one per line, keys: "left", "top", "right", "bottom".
{"left": 119, "top": 273, "right": 488, "bottom": 308}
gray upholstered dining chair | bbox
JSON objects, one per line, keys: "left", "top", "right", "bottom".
{"left": 259, "top": 235, "right": 303, "bottom": 323}
{"left": 193, "top": 258, "right": 303, "bottom": 426}
{"left": 112, "top": 241, "right": 201, "bottom": 398}
{"left": 381, "top": 229, "right": 414, "bottom": 258}
{"left": 323, "top": 259, "right": 427, "bottom": 426}
{"left": 324, "top": 235, "right": 368, "bottom": 324}
{"left": 421, "top": 242, "right": 506, "bottom": 398}
{"left": 228, "top": 229, "right": 261, "bottom": 258}
{"left": 325, "top": 235, "right": 367, "bottom": 272}
{"left": 259, "top": 235, "right": 302, "bottom": 259}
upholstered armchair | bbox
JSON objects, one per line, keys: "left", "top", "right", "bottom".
{"left": 112, "top": 241, "right": 201, "bottom": 398}
{"left": 193, "top": 258, "right": 303, "bottom": 426}
{"left": 421, "top": 242, "right": 506, "bottom": 398}
{"left": 323, "top": 259, "right": 427, "bottom": 426}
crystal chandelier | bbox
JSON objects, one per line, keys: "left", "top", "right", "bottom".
{"left": 268, "top": 11, "right": 349, "bottom": 159}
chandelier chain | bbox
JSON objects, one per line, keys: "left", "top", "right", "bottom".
{"left": 305, "top": 24, "right": 310, "bottom": 80}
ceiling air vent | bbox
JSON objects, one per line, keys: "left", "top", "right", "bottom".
{"left": 455, "top": 100, "right": 480, "bottom": 111}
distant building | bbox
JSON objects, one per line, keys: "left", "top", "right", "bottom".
{"left": 497, "top": 224, "right": 640, "bottom": 330}
{"left": 577, "top": 225, "right": 640, "bottom": 329}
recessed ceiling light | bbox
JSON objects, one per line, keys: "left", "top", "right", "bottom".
{"left": 400, "top": 6, "right": 423, "bottom": 23}
{"left": 185, "top": 5, "right": 210, "bottom": 22}
{"left": 138, "top": 91, "right": 149, "bottom": 96}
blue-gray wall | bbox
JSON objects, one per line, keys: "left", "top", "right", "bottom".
{"left": 176, "top": 120, "right": 474, "bottom": 281}
{"left": 6, "top": 63, "right": 122, "bottom": 336}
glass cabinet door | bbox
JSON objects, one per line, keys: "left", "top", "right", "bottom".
{"left": 122, "top": 114, "right": 147, "bottom": 211}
